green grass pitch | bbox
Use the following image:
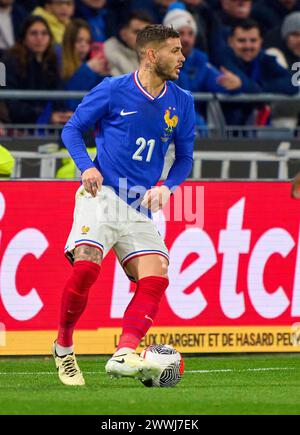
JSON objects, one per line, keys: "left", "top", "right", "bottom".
{"left": 1, "top": 354, "right": 300, "bottom": 415}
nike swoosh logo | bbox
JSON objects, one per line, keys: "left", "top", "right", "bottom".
{"left": 111, "top": 358, "right": 125, "bottom": 364}
{"left": 145, "top": 315, "right": 153, "bottom": 323}
{"left": 120, "top": 109, "right": 138, "bottom": 116}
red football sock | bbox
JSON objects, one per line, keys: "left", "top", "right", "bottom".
{"left": 57, "top": 261, "right": 100, "bottom": 347}
{"left": 117, "top": 276, "right": 169, "bottom": 351}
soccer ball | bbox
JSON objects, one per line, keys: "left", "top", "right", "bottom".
{"left": 140, "top": 344, "right": 184, "bottom": 387}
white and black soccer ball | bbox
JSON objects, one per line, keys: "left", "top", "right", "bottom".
{"left": 140, "top": 344, "right": 184, "bottom": 387}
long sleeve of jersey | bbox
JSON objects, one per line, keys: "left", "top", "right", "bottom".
{"left": 163, "top": 93, "right": 196, "bottom": 191}
{"left": 61, "top": 78, "right": 110, "bottom": 173}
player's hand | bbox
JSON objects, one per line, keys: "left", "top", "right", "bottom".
{"left": 291, "top": 172, "right": 300, "bottom": 199}
{"left": 87, "top": 57, "right": 110, "bottom": 75}
{"left": 141, "top": 186, "right": 171, "bottom": 212}
{"left": 81, "top": 167, "right": 103, "bottom": 197}
{"left": 217, "top": 67, "right": 242, "bottom": 91}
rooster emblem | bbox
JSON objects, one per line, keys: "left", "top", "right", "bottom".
{"left": 81, "top": 226, "right": 90, "bottom": 235}
{"left": 164, "top": 109, "right": 178, "bottom": 134}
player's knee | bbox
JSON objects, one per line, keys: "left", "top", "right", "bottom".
{"left": 162, "top": 262, "right": 169, "bottom": 278}
{"left": 74, "top": 245, "right": 102, "bottom": 265}
{"left": 157, "top": 257, "right": 169, "bottom": 279}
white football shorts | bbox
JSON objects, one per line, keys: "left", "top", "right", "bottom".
{"left": 64, "top": 185, "right": 169, "bottom": 279}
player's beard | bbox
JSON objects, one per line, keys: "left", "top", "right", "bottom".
{"left": 154, "top": 60, "right": 178, "bottom": 82}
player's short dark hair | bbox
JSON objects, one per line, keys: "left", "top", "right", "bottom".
{"left": 230, "top": 19, "right": 262, "bottom": 37}
{"left": 136, "top": 24, "right": 180, "bottom": 58}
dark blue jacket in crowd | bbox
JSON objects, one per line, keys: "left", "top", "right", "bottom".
{"left": 222, "top": 48, "right": 297, "bottom": 94}
{"left": 75, "top": 0, "right": 107, "bottom": 42}
{"left": 64, "top": 63, "right": 105, "bottom": 111}
{"left": 221, "top": 48, "right": 297, "bottom": 124}
{"left": 176, "top": 48, "right": 231, "bottom": 130}
{"left": 215, "top": 10, "right": 244, "bottom": 47}
{"left": 12, "top": 3, "right": 28, "bottom": 42}
{"left": 176, "top": 48, "right": 225, "bottom": 93}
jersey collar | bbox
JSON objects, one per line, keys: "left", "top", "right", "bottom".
{"left": 133, "top": 70, "right": 168, "bottom": 101}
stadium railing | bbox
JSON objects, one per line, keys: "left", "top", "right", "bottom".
{"left": 1, "top": 90, "right": 300, "bottom": 179}
{"left": 10, "top": 142, "right": 300, "bottom": 180}
{"left": 2, "top": 90, "right": 300, "bottom": 138}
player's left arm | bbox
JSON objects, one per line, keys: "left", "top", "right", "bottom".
{"left": 141, "top": 94, "right": 196, "bottom": 212}
{"left": 162, "top": 93, "right": 195, "bottom": 191}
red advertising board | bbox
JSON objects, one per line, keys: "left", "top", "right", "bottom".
{"left": 0, "top": 181, "right": 300, "bottom": 354}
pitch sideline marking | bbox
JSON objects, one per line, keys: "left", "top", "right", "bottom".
{"left": 0, "top": 367, "right": 296, "bottom": 376}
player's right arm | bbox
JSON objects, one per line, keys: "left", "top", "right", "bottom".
{"left": 61, "top": 78, "right": 111, "bottom": 196}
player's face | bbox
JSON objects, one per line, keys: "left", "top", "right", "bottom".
{"left": 229, "top": 27, "right": 262, "bottom": 62}
{"left": 154, "top": 37, "right": 185, "bottom": 81}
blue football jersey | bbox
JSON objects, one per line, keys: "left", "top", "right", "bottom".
{"left": 62, "top": 71, "right": 196, "bottom": 208}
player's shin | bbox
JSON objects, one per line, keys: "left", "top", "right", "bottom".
{"left": 57, "top": 261, "right": 100, "bottom": 350}
{"left": 117, "top": 276, "right": 169, "bottom": 352}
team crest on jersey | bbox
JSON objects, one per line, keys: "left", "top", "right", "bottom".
{"left": 81, "top": 226, "right": 90, "bottom": 235}
{"left": 161, "top": 108, "right": 178, "bottom": 142}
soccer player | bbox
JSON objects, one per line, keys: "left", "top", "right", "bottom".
{"left": 53, "top": 24, "right": 196, "bottom": 386}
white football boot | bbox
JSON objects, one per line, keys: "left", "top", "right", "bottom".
{"left": 52, "top": 342, "right": 85, "bottom": 386}
{"left": 105, "top": 351, "right": 161, "bottom": 381}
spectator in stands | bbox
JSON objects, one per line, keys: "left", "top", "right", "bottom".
{"left": 130, "top": 0, "right": 178, "bottom": 24}
{"left": 5, "top": 15, "right": 72, "bottom": 124}
{"left": 0, "top": 101, "right": 9, "bottom": 131}
{"left": 0, "top": 145, "right": 14, "bottom": 178}
{"left": 163, "top": 8, "right": 242, "bottom": 128}
{"left": 222, "top": 19, "right": 297, "bottom": 124}
{"left": 178, "top": 0, "right": 227, "bottom": 66}
{"left": 61, "top": 18, "right": 109, "bottom": 110}
{"left": 264, "top": 13, "right": 300, "bottom": 128}
{"left": 74, "top": 0, "right": 107, "bottom": 42}
{"left": 253, "top": 0, "right": 300, "bottom": 31}
{"left": 16, "top": 0, "right": 39, "bottom": 13}
{"left": 0, "top": 0, "right": 27, "bottom": 55}
{"left": 104, "top": 11, "right": 152, "bottom": 77}
{"left": 265, "top": 12, "right": 300, "bottom": 69}
{"left": 33, "top": 0, "right": 75, "bottom": 45}
{"left": 216, "top": 0, "right": 253, "bottom": 41}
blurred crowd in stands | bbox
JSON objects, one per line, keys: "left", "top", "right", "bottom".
{"left": 1, "top": 0, "right": 300, "bottom": 131}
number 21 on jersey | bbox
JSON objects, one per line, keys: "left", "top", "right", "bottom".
{"left": 132, "top": 137, "right": 155, "bottom": 163}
